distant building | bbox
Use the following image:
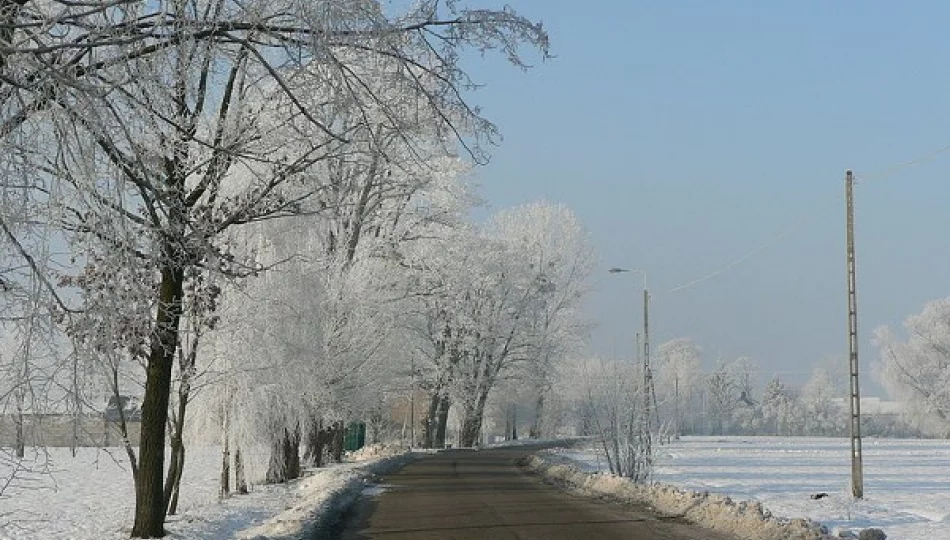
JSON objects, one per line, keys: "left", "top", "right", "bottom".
{"left": 830, "top": 396, "right": 904, "bottom": 416}
{"left": 0, "top": 395, "right": 142, "bottom": 447}
{"left": 104, "top": 395, "right": 142, "bottom": 422}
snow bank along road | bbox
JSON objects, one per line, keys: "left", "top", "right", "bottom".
{"left": 329, "top": 447, "right": 737, "bottom": 540}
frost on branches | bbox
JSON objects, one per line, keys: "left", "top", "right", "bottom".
{"left": 875, "top": 296, "right": 950, "bottom": 436}
{"left": 399, "top": 202, "right": 593, "bottom": 448}
{"left": 0, "top": 0, "right": 551, "bottom": 536}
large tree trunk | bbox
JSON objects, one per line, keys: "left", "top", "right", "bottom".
{"left": 132, "top": 265, "right": 185, "bottom": 538}
{"left": 287, "top": 425, "right": 301, "bottom": 478}
{"left": 234, "top": 445, "right": 248, "bottom": 494}
{"left": 422, "top": 393, "right": 439, "bottom": 449}
{"left": 265, "top": 432, "right": 285, "bottom": 483}
{"left": 330, "top": 421, "right": 345, "bottom": 463}
{"left": 510, "top": 404, "right": 518, "bottom": 441}
{"left": 303, "top": 416, "right": 323, "bottom": 466}
{"left": 529, "top": 390, "right": 545, "bottom": 439}
{"left": 265, "top": 424, "right": 302, "bottom": 484}
{"left": 459, "top": 414, "right": 482, "bottom": 448}
{"left": 220, "top": 417, "right": 230, "bottom": 499}
{"left": 433, "top": 396, "right": 450, "bottom": 448}
{"left": 459, "top": 392, "right": 490, "bottom": 447}
{"left": 422, "top": 393, "right": 450, "bottom": 448}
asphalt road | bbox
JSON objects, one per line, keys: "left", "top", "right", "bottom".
{"left": 331, "top": 447, "right": 737, "bottom": 540}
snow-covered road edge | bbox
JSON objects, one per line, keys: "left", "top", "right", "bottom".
{"left": 519, "top": 452, "right": 833, "bottom": 540}
{"left": 238, "top": 451, "right": 425, "bottom": 540}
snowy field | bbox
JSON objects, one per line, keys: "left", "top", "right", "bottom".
{"left": 554, "top": 436, "right": 950, "bottom": 540}
{"left": 0, "top": 445, "right": 408, "bottom": 540}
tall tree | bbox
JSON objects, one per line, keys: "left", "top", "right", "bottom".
{"left": 875, "top": 297, "right": 950, "bottom": 435}
{"left": 1, "top": 2, "right": 550, "bottom": 536}
{"left": 655, "top": 338, "right": 701, "bottom": 436}
{"left": 800, "top": 366, "right": 845, "bottom": 436}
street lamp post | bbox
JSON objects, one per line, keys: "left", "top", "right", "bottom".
{"left": 609, "top": 267, "right": 654, "bottom": 478}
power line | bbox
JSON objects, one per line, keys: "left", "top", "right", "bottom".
{"left": 668, "top": 219, "right": 806, "bottom": 293}
{"left": 855, "top": 139, "right": 950, "bottom": 183}
{"left": 663, "top": 137, "right": 950, "bottom": 295}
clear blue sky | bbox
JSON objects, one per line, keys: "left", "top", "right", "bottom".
{"left": 463, "top": 1, "right": 950, "bottom": 392}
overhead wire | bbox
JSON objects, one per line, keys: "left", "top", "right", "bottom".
{"left": 854, "top": 140, "right": 950, "bottom": 184}
{"left": 666, "top": 137, "right": 950, "bottom": 294}
{"left": 668, "top": 219, "right": 807, "bottom": 293}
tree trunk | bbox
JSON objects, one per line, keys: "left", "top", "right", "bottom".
{"left": 459, "top": 390, "right": 490, "bottom": 447}
{"left": 220, "top": 418, "right": 230, "bottom": 499}
{"left": 303, "top": 416, "right": 323, "bottom": 466}
{"left": 511, "top": 405, "right": 518, "bottom": 441}
{"left": 167, "top": 446, "right": 184, "bottom": 515}
{"left": 71, "top": 355, "right": 82, "bottom": 458}
{"left": 131, "top": 264, "right": 185, "bottom": 538}
{"left": 330, "top": 422, "right": 344, "bottom": 463}
{"left": 163, "top": 434, "right": 182, "bottom": 515}
{"left": 266, "top": 424, "right": 302, "bottom": 484}
{"left": 165, "top": 328, "right": 199, "bottom": 514}
{"left": 459, "top": 402, "right": 484, "bottom": 447}
{"left": 422, "top": 393, "right": 440, "bottom": 449}
{"left": 163, "top": 403, "right": 187, "bottom": 514}
{"left": 13, "top": 400, "right": 24, "bottom": 459}
{"left": 433, "top": 396, "right": 450, "bottom": 448}
{"left": 530, "top": 391, "right": 545, "bottom": 439}
{"left": 266, "top": 430, "right": 287, "bottom": 484}
{"left": 286, "top": 424, "right": 301, "bottom": 479}
{"left": 369, "top": 407, "right": 383, "bottom": 445}
{"left": 460, "top": 413, "right": 482, "bottom": 448}
{"left": 315, "top": 424, "right": 329, "bottom": 468}
{"left": 234, "top": 446, "right": 247, "bottom": 494}
{"left": 424, "top": 393, "right": 450, "bottom": 448}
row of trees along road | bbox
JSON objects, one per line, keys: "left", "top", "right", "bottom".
{"left": 0, "top": 1, "right": 559, "bottom": 537}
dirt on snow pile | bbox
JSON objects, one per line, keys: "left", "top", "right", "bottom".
{"left": 520, "top": 453, "right": 835, "bottom": 540}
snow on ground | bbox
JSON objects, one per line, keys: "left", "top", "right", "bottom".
{"left": 550, "top": 436, "right": 950, "bottom": 540}
{"left": 0, "top": 444, "right": 415, "bottom": 540}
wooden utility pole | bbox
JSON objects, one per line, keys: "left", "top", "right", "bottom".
{"left": 845, "top": 170, "right": 864, "bottom": 499}
{"left": 642, "top": 287, "right": 653, "bottom": 474}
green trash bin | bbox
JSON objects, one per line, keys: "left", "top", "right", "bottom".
{"left": 344, "top": 422, "right": 366, "bottom": 452}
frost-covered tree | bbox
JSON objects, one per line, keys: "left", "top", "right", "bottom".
{"left": 761, "top": 377, "right": 796, "bottom": 435}
{"left": 403, "top": 202, "right": 591, "bottom": 447}
{"left": 436, "top": 231, "right": 533, "bottom": 447}
{"left": 875, "top": 297, "right": 950, "bottom": 436}
{"left": 800, "top": 367, "right": 845, "bottom": 436}
{"left": 654, "top": 338, "right": 700, "bottom": 438}
{"left": 705, "top": 358, "right": 739, "bottom": 435}
{"left": 579, "top": 357, "right": 652, "bottom": 481}
{"left": 0, "top": 162, "right": 77, "bottom": 473}
{"left": 486, "top": 202, "right": 593, "bottom": 439}
{"left": 0, "top": 1, "right": 550, "bottom": 535}
{"left": 729, "top": 357, "right": 762, "bottom": 434}
{"left": 702, "top": 356, "right": 763, "bottom": 435}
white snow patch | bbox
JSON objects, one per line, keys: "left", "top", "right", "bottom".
{"left": 0, "top": 445, "right": 420, "bottom": 540}
{"left": 522, "top": 450, "right": 829, "bottom": 540}
{"left": 547, "top": 436, "right": 950, "bottom": 540}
